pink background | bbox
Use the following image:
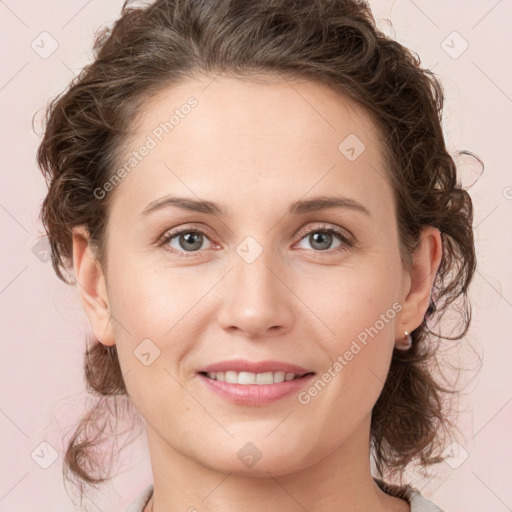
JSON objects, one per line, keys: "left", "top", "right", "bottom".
{"left": 1, "top": 1, "right": 511, "bottom": 510}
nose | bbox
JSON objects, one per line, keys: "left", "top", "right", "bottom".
{"left": 216, "top": 250, "right": 295, "bottom": 339}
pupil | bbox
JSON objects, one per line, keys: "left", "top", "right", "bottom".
{"left": 311, "top": 232, "right": 331, "bottom": 250}
{"left": 181, "top": 232, "right": 202, "bottom": 251}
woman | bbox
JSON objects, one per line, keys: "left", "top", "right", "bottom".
{"left": 36, "top": 0, "right": 476, "bottom": 510}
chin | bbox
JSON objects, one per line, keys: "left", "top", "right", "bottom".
{"left": 195, "top": 437, "right": 314, "bottom": 478}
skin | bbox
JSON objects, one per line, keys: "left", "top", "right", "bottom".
{"left": 72, "top": 74, "right": 442, "bottom": 512}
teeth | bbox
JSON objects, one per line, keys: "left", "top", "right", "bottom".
{"left": 205, "top": 371, "right": 300, "bottom": 384}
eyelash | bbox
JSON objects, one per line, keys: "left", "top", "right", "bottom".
{"left": 157, "top": 223, "right": 354, "bottom": 258}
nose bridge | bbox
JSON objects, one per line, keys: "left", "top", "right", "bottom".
{"left": 216, "top": 239, "right": 294, "bottom": 337}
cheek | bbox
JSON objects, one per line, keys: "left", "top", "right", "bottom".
{"left": 109, "top": 256, "right": 199, "bottom": 332}
{"left": 297, "top": 259, "right": 398, "bottom": 395}
{"left": 104, "top": 258, "right": 194, "bottom": 375}
{"left": 297, "top": 259, "right": 400, "bottom": 341}
{"left": 301, "top": 280, "right": 396, "bottom": 436}
{"left": 106, "top": 262, "right": 199, "bottom": 421}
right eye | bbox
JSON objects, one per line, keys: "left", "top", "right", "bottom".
{"left": 159, "top": 227, "right": 216, "bottom": 257}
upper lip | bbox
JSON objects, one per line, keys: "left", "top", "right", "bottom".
{"left": 197, "top": 359, "right": 314, "bottom": 376}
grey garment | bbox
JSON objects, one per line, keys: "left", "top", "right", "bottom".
{"left": 407, "top": 488, "right": 446, "bottom": 511}
{"left": 125, "top": 483, "right": 446, "bottom": 512}
{"left": 125, "top": 484, "right": 153, "bottom": 512}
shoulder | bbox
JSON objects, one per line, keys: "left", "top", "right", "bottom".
{"left": 125, "top": 483, "right": 154, "bottom": 512}
{"left": 407, "top": 487, "right": 446, "bottom": 512}
{"left": 375, "top": 478, "right": 445, "bottom": 512}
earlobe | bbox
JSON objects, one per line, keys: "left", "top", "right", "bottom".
{"left": 72, "top": 226, "right": 115, "bottom": 347}
{"left": 395, "top": 226, "right": 443, "bottom": 344}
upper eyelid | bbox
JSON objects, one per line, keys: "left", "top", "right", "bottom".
{"left": 295, "top": 223, "right": 352, "bottom": 240}
{"left": 160, "top": 223, "right": 216, "bottom": 243}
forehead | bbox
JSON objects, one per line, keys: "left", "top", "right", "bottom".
{"left": 110, "top": 74, "right": 393, "bottom": 221}
{"left": 133, "top": 73, "right": 382, "bottom": 152}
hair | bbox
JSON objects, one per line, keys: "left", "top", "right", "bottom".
{"left": 35, "top": 0, "right": 478, "bottom": 504}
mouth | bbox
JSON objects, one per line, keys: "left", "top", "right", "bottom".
{"left": 195, "top": 359, "right": 316, "bottom": 405}
{"left": 198, "top": 370, "right": 315, "bottom": 385}
{"left": 196, "top": 365, "right": 317, "bottom": 406}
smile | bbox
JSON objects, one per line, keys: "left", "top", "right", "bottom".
{"left": 201, "top": 370, "right": 306, "bottom": 384}
{"left": 197, "top": 372, "right": 315, "bottom": 406}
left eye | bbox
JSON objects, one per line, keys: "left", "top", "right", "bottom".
{"left": 295, "top": 227, "right": 350, "bottom": 252}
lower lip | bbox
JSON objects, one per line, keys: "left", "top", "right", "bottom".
{"left": 198, "top": 373, "right": 315, "bottom": 406}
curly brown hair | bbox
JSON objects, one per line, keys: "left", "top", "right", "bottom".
{"left": 35, "top": 0, "right": 477, "bottom": 503}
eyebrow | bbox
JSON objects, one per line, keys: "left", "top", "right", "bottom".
{"left": 139, "top": 194, "right": 371, "bottom": 218}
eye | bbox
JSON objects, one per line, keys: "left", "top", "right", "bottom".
{"left": 158, "top": 223, "right": 354, "bottom": 257}
{"left": 159, "top": 227, "right": 215, "bottom": 257}
{"left": 294, "top": 224, "right": 354, "bottom": 253}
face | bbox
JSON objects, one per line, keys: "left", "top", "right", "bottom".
{"left": 85, "top": 75, "right": 414, "bottom": 477}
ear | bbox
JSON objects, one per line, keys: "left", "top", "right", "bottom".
{"left": 71, "top": 226, "right": 115, "bottom": 347}
{"left": 396, "top": 226, "right": 443, "bottom": 345}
